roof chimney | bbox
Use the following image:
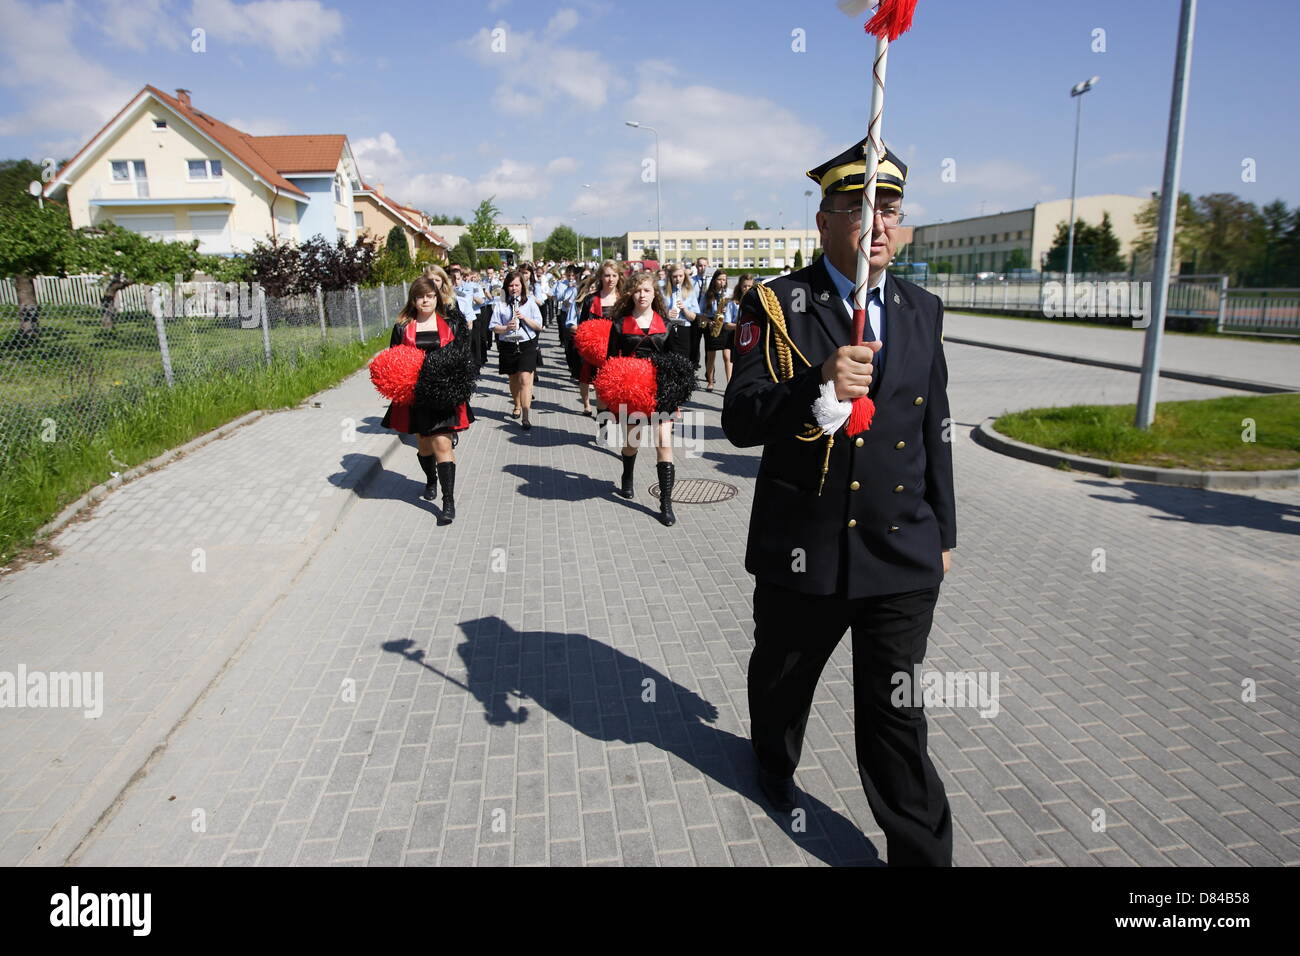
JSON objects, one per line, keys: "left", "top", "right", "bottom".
{"left": 374, "top": 181, "right": 385, "bottom": 197}
{"left": 176, "top": 88, "right": 191, "bottom": 107}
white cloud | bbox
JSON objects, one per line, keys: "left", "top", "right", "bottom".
{"left": 353, "top": 131, "right": 552, "bottom": 211}
{"left": 226, "top": 115, "right": 293, "bottom": 135}
{"left": 99, "top": 0, "right": 183, "bottom": 51}
{"left": 545, "top": 156, "right": 577, "bottom": 175}
{"left": 0, "top": 0, "right": 138, "bottom": 144}
{"left": 465, "top": 18, "right": 620, "bottom": 114}
{"left": 191, "top": 0, "right": 344, "bottom": 66}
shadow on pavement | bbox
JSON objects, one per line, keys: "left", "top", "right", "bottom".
{"left": 382, "top": 618, "right": 881, "bottom": 866}
{"left": 1083, "top": 480, "right": 1300, "bottom": 535}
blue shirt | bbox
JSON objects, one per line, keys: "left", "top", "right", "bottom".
{"left": 454, "top": 281, "right": 480, "bottom": 323}
{"left": 823, "top": 257, "right": 886, "bottom": 351}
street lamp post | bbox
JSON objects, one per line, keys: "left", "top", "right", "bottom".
{"left": 804, "top": 189, "right": 813, "bottom": 265}
{"left": 1066, "top": 75, "right": 1100, "bottom": 278}
{"left": 582, "top": 183, "right": 603, "bottom": 261}
{"left": 626, "top": 121, "right": 662, "bottom": 265}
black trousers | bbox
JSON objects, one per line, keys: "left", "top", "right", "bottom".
{"left": 748, "top": 579, "right": 953, "bottom": 866}
{"left": 689, "top": 324, "right": 705, "bottom": 367}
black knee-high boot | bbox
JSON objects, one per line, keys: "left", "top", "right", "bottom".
{"left": 618, "top": 452, "right": 636, "bottom": 499}
{"left": 417, "top": 452, "right": 437, "bottom": 501}
{"left": 657, "top": 461, "right": 676, "bottom": 526}
{"left": 436, "top": 460, "right": 456, "bottom": 522}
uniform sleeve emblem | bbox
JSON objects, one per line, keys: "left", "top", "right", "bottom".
{"left": 736, "top": 318, "right": 760, "bottom": 355}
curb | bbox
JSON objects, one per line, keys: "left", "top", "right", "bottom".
{"left": 945, "top": 336, "right": 1298, "bottom": 395}
{"left": 972, "top": 418, "right": 1300, "bottom": 490}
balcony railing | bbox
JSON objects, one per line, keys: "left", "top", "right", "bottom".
{"left": 89, "top": 179, "right": 236, "bottom": 203}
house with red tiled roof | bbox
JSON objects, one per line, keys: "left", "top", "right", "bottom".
{"left": 42, "top": 86, "right": 367, "bottom": 256}
{"left": 353, "top": 180, "right": 449, "bottom": 262}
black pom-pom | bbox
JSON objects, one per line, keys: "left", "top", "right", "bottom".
{"left": 650, "top": 351, "right": 694, "bottom": 414}
{"left": 413, "top": 316, "right": 476, "bottom": 419}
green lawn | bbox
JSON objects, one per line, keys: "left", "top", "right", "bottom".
{"left": 995, "top": 393, "right": 1300, "bottom": 471}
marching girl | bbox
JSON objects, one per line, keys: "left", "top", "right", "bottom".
{"left": 699, "top": 269, "right": 730, "bottom": 391}
{"left": 379, "top": 268, "right": 474, "bottom": 523}
{"left": 661, "top": 263, "right": 699, "bottom": 371}
{"left": 604, "top": 271, "right": 691, "bottom": 527}
{"left": 718, "top": 273, "right": 753, "bottom": 387}
{"left": 575, "top": 259, "right": 621, "bottom": 419}
{"left": 489, "top": 269, "right": 544, "bottom": 430}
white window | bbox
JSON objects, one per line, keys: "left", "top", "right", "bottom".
{"left": 757, "top": 238, "right": 769, "bottom": 249}
{"left": 728, "top": 258, "right": 739, "bottom": 268}
{"left": 664, "top": 239, "right": 676, "bottom": 250}
{"left": 743, "top": 239, "right": 755, "bottom": 249}
{"left": 354, "top": 211, "right": 364, "bottom": 229}
{"left": 110, "top": 159, "right": 148, "bottom": 197}
{"left": 726, "top": 238, "right": 738, "bottom": 249}
{"left": 632, "top": 239, "right": 644, "bottom": 249}
{"left": 334, "top": 175, "right": 343, "bottom": 203}
{"left": 743, "top": 259, "right": 754, "bottom": 268}
{"left": 774, "top": 239, "right": 785, "bottom": 249}
{"left": 758, "top": 258, "right": 769, "bottom": 268}
{"left": 189, "top": 211, "right": 231, "bottom": 254}
{"left": 711, "top": 238, "right": 723, "bottom": 249}
{"left": 187, "top": 159, "right": 222, "bottom": 180}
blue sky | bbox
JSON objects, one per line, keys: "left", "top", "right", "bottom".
{"left": 1, "top": 0, "right": 1295, "bottom": 240}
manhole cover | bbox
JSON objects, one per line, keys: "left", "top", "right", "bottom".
{"left": 648, "top": 478, "right": 738, "bottom": 504}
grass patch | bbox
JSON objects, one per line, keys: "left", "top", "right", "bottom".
{"left": 0, "top": 329, "right": 388, "bottom": 567}
{"left": 995, "top": 393, "right": 1300, "bottom": 471}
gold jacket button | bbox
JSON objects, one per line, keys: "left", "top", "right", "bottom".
{"left": 850, "top": 481, "right": 860, "bottom": 491}
{"left": 895, "top": 440, "right": 906, "bottom": 450}
{"left": 888, "top": 525, "right": 900, "bottom": 533}
{"left": 914, "top": 396, "right": 924, "bottom": 406}
{"left": 854, "top": 437, "right": 864, "bottom": 447}
{"left": 847, "top": 518, "right": 857, "bottom": 528}
{"left": 893, "top": 484, "right": 904, "bottom": 493}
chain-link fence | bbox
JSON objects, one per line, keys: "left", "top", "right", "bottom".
{"left": 0, "top": 281, "right": 409, "bottom": 461}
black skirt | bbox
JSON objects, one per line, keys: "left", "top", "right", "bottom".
{"left": 498, "top": 338, "right": 539, "bottom": 375}
{"left": 705, "top": 325, "right": 735, "bottom": 352}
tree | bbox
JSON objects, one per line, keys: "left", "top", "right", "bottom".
{"left": 468, "top": 197, "right": 503, "bottom": 250}
{"left": 69, "top": 222, "right": 208, "bottom": 327}
{"left": 1003, "top": 248, "right": 1030, "bottom": 271}
{"left": 385, "top": 225, "right": 411, "bottom": 267}
{"left": 542, "top": 225, "right": 578, "bottom": 261}
{"left": 1092, "top": 212, "right": 1124, "bottom": 272}
{"left": 1132, "top": 191, "right": 1202, "bottom": 275}
{"left": 451, "top": 234, "right": 477, "bottom": 269}
{"left": 642, "top": 247, "right": 659, "bottom": 262}
{"left": 793, "top": 248, "right": 803, "bottom": 270}
{"left": 933, "top": 260, "right": 953, "bottom": 274}
{"left": 0, "top": 199, "right": 75, "bottom": 333}
{"left": 245, "top": 238, "right": 302, "bottom": 298}
{"left": 1193, "top": 193, "right": 1265, "bottom": 284}
{"left": 298, "top": 234, "right": 377, "bottom": 292}
{"left": 1044, "top": 217, "right": 1122, "bottom": 274}
{"left": 743, "top": 220, "right": 760, "bottom": 230}
{"left": 424, "top": 212, "right": 465, "bottom": 226}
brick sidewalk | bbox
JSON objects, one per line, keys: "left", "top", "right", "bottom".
{"left": 5, "top": 330, "right": 1299, "bottom": 865}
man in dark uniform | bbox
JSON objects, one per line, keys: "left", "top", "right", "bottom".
{"left": 722, "top": 139, "right": 956, "bottom": 866}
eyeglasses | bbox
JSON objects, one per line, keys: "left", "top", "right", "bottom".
{"left": 823, "top": 205, "right": 905, "bottom": 226}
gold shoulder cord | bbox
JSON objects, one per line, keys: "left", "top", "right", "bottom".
{"left": 753, "top": 284, "right": 835, "bottom": 496}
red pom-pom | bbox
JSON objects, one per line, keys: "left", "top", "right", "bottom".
{"left": 844, "top": 396, "right": 876, "bottom": 436}
{"left": 574, "top": 319, "right": 613, "bottom": 367}
{"left": 369, "top": 344, "right": 425, "bottom": 404}
{"left": 593, "top": 356, "right": 657, "bottom": 420}
{"left": 863, "top": 0, "right": 918, "bottom": 41}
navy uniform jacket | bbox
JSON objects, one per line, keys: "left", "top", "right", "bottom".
{"left": 721, "top": 256, "right": 956, "bottom": 599}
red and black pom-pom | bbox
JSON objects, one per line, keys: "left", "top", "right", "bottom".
{"left": 413, "top": 333, "right": 475, "bottom": 420}
{"left": 593, "top": 351, "right": 695, "bottom": 419}
{"left": 573, "top": 318, "right": 613, "bottom": 368}
{"left": 369, "top": 344, "right": 425, "bottom": 405}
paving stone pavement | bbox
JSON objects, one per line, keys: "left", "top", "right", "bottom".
{"left": 945, "top": 312, "right": 1300, "bottom": 390}
{"left": 5, "top": 325, "right": 1299, "bottom": 867}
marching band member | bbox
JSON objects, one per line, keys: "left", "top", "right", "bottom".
{"left": 489, "top": 270, "right": 544, "bottom": 430}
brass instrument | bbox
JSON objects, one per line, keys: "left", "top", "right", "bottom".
{"left": 709, "top": 292, "right": 727, "bottom": 337}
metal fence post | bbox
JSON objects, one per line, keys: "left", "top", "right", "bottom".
{"left": 380, "top": 282, "right": 386, "bottom": 322}
{"left": 259, "top": 288, "right": 272, "bottom": 365}
{"left": 1216, "top": 275, "right": 1228, "bottom": 333}
{"left": 316, "top": 285, "right": 327, "bottom": 340}
{"left": 151, "top": 284, "right": 175, "bottom": 387}
{"left": 353, "top": 284, "right": 364, "bottom": 342}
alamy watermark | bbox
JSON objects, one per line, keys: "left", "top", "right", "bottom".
{"left": 0, "top": 665, "right": 103, "bottom": 718}
{"left": 152, "top": 276, "right": 263, "bottom": 328}
{"left": 1042, "top": 279, "right": 1152, "bottom": 327}
{"left": 595, "top": 407, "right": 704, "bottom": 457}
{"left": 891, "top": 666, "right": 1000, "bottom": 718}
